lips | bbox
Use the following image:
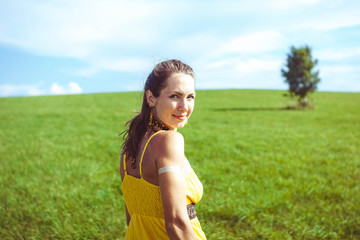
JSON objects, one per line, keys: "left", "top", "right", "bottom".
{"left": 172, "top": 114, "right": 187, "bottom": 121}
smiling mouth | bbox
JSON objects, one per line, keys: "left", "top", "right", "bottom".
{"left": 173, "top": 114, "right": 187, "bottom": 120}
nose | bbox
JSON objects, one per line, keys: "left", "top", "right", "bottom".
{"left": 178, "top": 98, "right": 188, "bottom": 112}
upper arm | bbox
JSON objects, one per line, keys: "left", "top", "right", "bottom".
{"left": 155, "top": 131, "right": 185, "bottom": 169}
{"left": 155, "top": 132, "right": 188, "bottom": 222}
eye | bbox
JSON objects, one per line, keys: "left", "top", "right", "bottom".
{"left": 170, "top": 94, "right": 178, "bottom": 98}
{"left": 187, "top": 95, "right": 195, "bottom": 100}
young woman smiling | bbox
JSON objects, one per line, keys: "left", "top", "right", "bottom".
{"left": 120, "top": 59, "right": 206, "bottom": 239}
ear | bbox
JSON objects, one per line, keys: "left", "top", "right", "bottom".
{"left": 146, "top": 90, "right": 157, "bottom": 107}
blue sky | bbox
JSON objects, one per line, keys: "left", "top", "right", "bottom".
{"left": 0, "top": 0, "right": 359, "bottom": 97}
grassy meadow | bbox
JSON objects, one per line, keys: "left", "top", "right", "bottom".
{"left": 0, "top": 89, "right": 359, "bottom": 239}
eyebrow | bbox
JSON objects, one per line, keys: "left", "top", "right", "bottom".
{"left": 172, "top": 91, "right": 196, "bottom": 96}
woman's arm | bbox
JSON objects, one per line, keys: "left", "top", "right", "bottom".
{"left": 155, "top": 131, "right": 196, "bottom": 240}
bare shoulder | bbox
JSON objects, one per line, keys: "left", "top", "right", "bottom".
{"left": 150, "top": 131, "right": 185, "bottom": 166}
{"left": 152, "top": 130, "right": 184, "bottom": 146}
{"left": 150, "top": 131, "right": 184, "bottom": 149}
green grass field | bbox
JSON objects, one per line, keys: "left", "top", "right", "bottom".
{"left": 0, "top": 89, "right": 359, "bottom": 239}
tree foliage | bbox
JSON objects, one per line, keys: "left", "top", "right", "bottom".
{"left": 281, "top": 45, "right": 320, "bottom": 106}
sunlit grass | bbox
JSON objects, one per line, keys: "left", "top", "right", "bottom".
{"left": 1, "top": 90, "right": 359, "bottom": 239}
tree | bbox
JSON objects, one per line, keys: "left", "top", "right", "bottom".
{"left": 281, "top": 45, "right": 320, "bottom": 107}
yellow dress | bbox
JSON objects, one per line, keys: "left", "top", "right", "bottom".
{"left": 121, "top": 131, "right": 206, "bottom": 239}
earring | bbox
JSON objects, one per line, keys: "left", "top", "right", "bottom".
{"left": 185, "top": 121, "right": 188, "bottom": 126}
{"left": 149, "top": 111, "right": 153, "bottom": 126}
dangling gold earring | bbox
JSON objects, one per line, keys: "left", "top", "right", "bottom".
{"left": 185, "top": 121, "right": 188, "bottom": 126}
{"left": 149, "top": 111, "right": 153, "bottom": 126}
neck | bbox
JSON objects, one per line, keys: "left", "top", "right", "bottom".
{"left": 150, "top": 116, "right": 174, "bottom": 131}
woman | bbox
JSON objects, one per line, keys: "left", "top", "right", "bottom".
{"left": 120, "top": 59, "right": 206, "bottom": 239}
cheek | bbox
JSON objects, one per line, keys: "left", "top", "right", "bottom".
{"left": 157, "top": 99, "right": 174, "bottom": 115}
{"left": 188, "top": 102, "right": 195, "bottom": 114}
{"left": 165, "top": 101, "right": 176, "bottom": 111}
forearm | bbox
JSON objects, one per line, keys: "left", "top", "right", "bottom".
{"left": 165, "top": 217, "right": 196, "bottom": 240}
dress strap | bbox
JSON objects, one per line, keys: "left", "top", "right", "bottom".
{"left": 123, "top": 153, "right": 127, "bottom": 175}
{"left": 139, "top": 130, "right": 164, "bottom": 178}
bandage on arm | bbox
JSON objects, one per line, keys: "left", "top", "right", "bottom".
{"left": 158, "top": 166, "right": 183, "bottom": 175}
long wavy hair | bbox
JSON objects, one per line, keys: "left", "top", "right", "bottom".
{"left": 121, "top": 59, "right": 195, "bottom": 164}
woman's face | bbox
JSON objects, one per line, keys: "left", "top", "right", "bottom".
{"left": 149, "top": 73, "right": 195, "bottom": 130}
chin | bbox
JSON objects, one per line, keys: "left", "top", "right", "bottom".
{"left": 169, "top": 122, "right": 185, "bottom": 130}
{"left": 177, "top": 122, "right": 186, "bottom": 129}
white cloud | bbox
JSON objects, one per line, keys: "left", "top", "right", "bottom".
{"left": 266, "top": 0, "right": 322, "bottom": 9}
{"left": 203, "top": 0, "right": 322, "bottom": 15}
{"left": 234, "top": 59, "right": 282, "bottom": 73}
{"left": 50, "top": 82, "right": 82, "bottom": 95}
{"left": 316, "top": 63, "right": 360, "bottom": 92}
{"left": 321, "top": 65, "right": 360, "bottom": 74}
{"left": 204, "top": 58, "right": 282, "bottom": 73}
{"left": 0, "top": 82, "right": 83, "bottom": 97}
{"left": 0, "top": 0, "right": 191, "bottom": 78}
{"left": 217, "top": 31, "right": 286, "bottom": 55}
{"left": 75, "top": 68, "right": 100, "bottom": 77}
{"left": 319, "top": 76, "right": 360, "bottom": 92}
{"left": 316, "top": 48, "right": 360, "bottom": 61}
{"left": 196, "top": 57, "right": 284, "bottom": 90}
{"left": 0, "top": 0, "right": 179, "bottom": 58}
{"left": 0, "top": 83, "right": 45, "bottom": 97}
{"left": 75, "top": 57, "right": 155, "bottom": 76}
{"left": 101, "top": 57, "right": 154, "bottom": 72}
{"left": 1, "top": 0, "right": 359, "bottom": 58}
{"left": 279, "top": 1, "right": 360, "bottom": 31}
{"left": 301, "top": 11, "right": 360, "bottom": 31}
{"left": 171, "top": 33, "right": 223, "bottom": 57}
{"left": 205, "top": 0, "right": 360, "bottom": 31}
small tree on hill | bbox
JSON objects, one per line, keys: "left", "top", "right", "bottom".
{"left": 281, "top": 45, "right": 320, "bottom": 107}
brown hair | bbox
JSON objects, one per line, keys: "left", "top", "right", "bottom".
{"left": 121, "top": 59, "right": 195, "bottom": 163}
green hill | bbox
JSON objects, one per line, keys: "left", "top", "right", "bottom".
{"left": 1, "top": 89, "right": 359, "bottom": 239}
